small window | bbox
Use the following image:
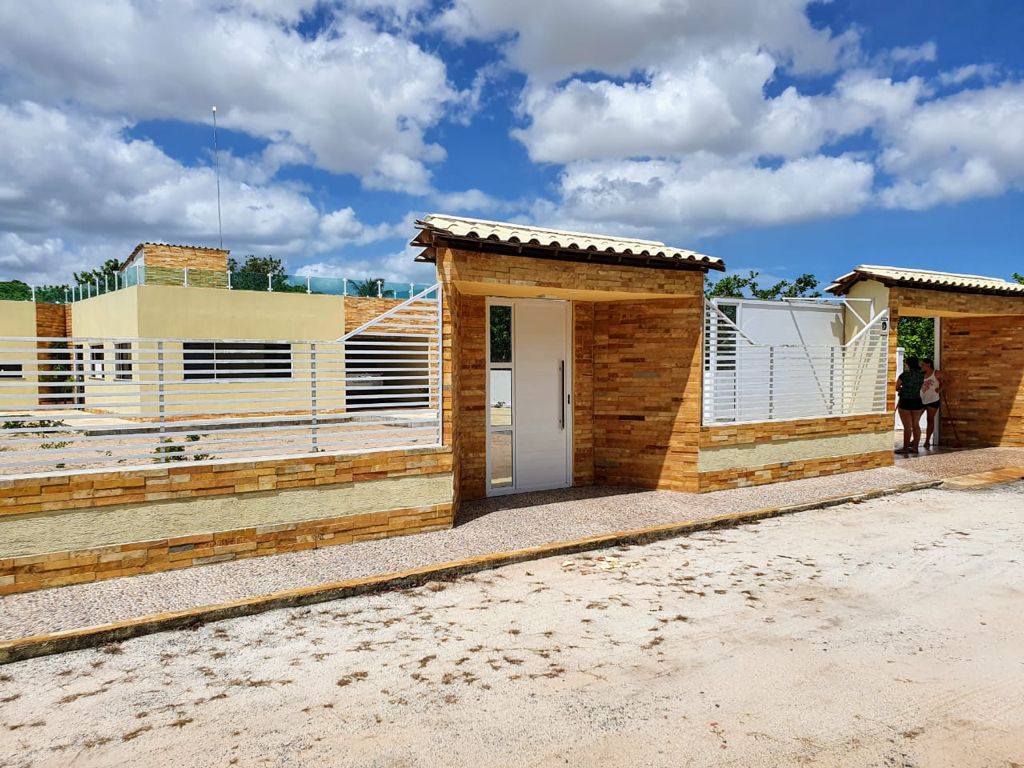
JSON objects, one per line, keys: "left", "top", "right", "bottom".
{"left": 0, "top": 363, "right": 23, "bottom": 379}
{"left": 114, "top": 343, "right": 133, "bottom": 381}
{"left": 489, "top": 305, "right": 512, "bottom": 364}
{"left": 89, "top": 344, "right": 105, "bottom": 379}
{"left": 183, "top": 342, "right": 291, "bottom": 380}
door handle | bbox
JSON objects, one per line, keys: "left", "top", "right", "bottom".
{"left": 559, "top": 360, "right": 565, "bottom": 430}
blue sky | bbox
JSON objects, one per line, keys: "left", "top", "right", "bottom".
{"left": 0, "top": 0, "right": 1021, "bottom": 287}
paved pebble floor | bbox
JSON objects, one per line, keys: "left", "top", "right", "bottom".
{"left": 2, "top": 447, "right": 1022, "bottom": 641}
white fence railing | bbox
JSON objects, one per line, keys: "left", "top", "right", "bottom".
{"left": 703, "top": 300, "right": 889, "bottom": 425}
{"left": 0, "top": 285, "right": 442, "bottom": 477}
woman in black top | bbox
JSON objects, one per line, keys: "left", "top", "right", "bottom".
{"left": 896, "top": 356, "right": 925, "bottom": 454}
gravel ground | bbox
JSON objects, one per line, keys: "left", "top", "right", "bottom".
{"left": 1, "top": 483, "right": 1022, "bottom": 767}
{"left": 2, "top": 447, "right": 1022, "bottom": 641}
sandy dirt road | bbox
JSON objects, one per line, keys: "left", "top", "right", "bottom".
{"left": 1, "top": 484, "right": 1023, "bottom": 767}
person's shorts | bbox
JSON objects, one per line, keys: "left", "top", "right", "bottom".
{"left": 924, "top": 400, "right": 940, "bottom": 410}
{"left": 898, "top": 397, "right": 924, "bottom": 411}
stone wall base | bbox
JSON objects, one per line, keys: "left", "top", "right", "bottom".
{"left": 698, "top": 449, "right": 893, "bottom": 492}
{"left": 0, "top": 502, "right": 453, "bottom": 596}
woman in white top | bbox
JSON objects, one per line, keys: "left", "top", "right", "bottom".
{"left": 920, "top": 358, "right": 941, "bottom": 448}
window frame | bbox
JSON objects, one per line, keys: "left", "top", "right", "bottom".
{"left": 182, "top": 341, "right": 292, "bottom": 381}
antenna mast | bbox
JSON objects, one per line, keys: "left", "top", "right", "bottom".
{"left": 212, "top": 106, "right": 223, "bottom": 249}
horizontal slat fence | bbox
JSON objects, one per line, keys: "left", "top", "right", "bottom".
{"left": 703, "top": 301, "right": 889, "bottom": 424}
{"left": 0, "top": 285, "right": 442, "bottom": 476}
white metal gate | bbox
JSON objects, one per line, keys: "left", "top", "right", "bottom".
{"left": 703, "top": 298, "right": 889, "bottom": 425}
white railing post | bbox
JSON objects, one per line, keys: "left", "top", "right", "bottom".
{"left": 157, "top": 340, "right": 166, "bottom": 443}
{"left": 310, "top": 342, "right": 318, "bottom": 453}
{"left": 267, "top": 273, "right": 273, "bottom": 292}
{"left": 377, "top": 279, "right": 383, "bottom": 298}
{"left": 64, "top": 287, "right": 69, "bottom": 304}
{"left": 183, "top": 267, "right": 189, "bottom": 287}
{"left": 136, "top": 264, "right": 141, "bottom": 286}
{"left": 342, "top": 278, "right": 348, "bottom": 296}
{"left": 306, "top": 275, "right": 312, "bottom": 294}
{"left": 30, "top": 285, "right": 36, "bottom": 302}
{"left": 436, "top": 283, "right": 444, "bottom": 445}
{"left": 409, "top": 282, "right": 414, "bottom": 298}
{"left": 227, "top": 270, "right": 232, "bottom": 290}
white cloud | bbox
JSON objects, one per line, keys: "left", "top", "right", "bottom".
{"left": 0, "top": 102, "right": 412, "bottom": 283}
{"left": 0, "top": 0, "right": 457, "bottom": 193}
{"left": 555, "top": 155, "right": 875, "bottom": 237}
{"left": 298, "top": 246, "right": 435, "bottom": 283}
{"left": 514, "top": 50, "right": 777, "bottom": 163}
{"left": 437, "top": 0, "right": 858, "bottom": 83}
{"left": 430, "top": 188, "right": 518, "bottom": 214}
{"left": 317, "top": 207, "right": 408, "bottom": 248}
{"left": 888, "top": 42, "right": 938, "bottom": 64}
{"left": 879, "top": 82, "right": 1024, "bottom": 209}
{"left": 938, "top": 63, "right": 1000, "bottom": 87}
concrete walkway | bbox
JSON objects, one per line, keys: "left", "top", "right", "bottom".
{"left": 2, "top": 447, "right": 1022, "bottom": 642}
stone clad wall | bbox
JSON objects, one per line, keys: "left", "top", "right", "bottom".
{"left": 592, "top": 298, "right": 703, "bottom": 492}
{"left": 343, "top": 297, "right": 404, "bottom": 333}
{"left": 891, "top": 286, "right": 1024, "bottom": 317}
{"left": 142, "top": 244, "right": 229, "bottom": 272}
{"left": 443, "top": 247, "right": 705, "bottom": 297}
{"left": 939, "top": 316, "right": 1024, "bottom": 447}
{"left": 573, "top": 302, "right": 595, "bottom": 485}
{"left": 34, "top": 303, "right": 71, "bottom": 338}
{"left": 697, "top": 414, "right": 894, "bottom": 491}
{"left": 0, "top": 446, "right": 454, "bottom": 595}
{"left": 456, "top": 294, "right": 487, "bottom": 500}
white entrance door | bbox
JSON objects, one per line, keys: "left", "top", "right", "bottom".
{"left": 486, "top": 298, "right": 571, "bottom": 495}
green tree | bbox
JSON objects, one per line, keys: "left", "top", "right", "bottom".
{"left": 706, "top": 270, "right": 821, "bottom": 300}
{"left": 228, "top": 254, "right": 304, "bottom": 293}
{"left": 349, "top": 277, "right": 394, "bottom": 298}
{"left": 1012, "top": 272, "right": 1024, "bottom": 284}
{"left": 897, "top": 317, "right": 934, "bottom": 359}
{"left": 0, "top": 280, "right": 33, "bottom": 301}
{"left": 0, "top": 279, "right": 69, "bottom": 303}
{"left": 73, "top": 259, "right": 121, "bottom": 289}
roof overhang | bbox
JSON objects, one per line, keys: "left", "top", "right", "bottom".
{"left": 827, "top": 265, "right": 1024, "bottom": 298}
{"left": 412, "top": 214, "right": 726, "bottom": 272}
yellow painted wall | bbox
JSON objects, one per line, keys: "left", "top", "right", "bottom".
{"left": 0, "top": 300, "right": 41, "bottom": 410}
{"left": 136, "top": 285, "right": 345, "bottom": 340}
{"left": 844, "top": 280, "right": 890, "bottom": 343}
{"left": 63, "top": 290, "right": 144, "bottom": 415}
{"left": 841, "top": 279, "right": 892, "bottom": 413}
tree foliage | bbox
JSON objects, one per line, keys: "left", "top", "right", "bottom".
{"left": 349, "top": 277, "right": 394, "bottom": 298}
{"left": 73, "top": 259, "right": 121, "bottom": 289}
{"left": 1013, "top": 272, "right": 1024, "bottom": 285}
{"left": 897, "top": 316, "right": 934, "bottom": 359}
{"left": 705, "top": 270, "right": 821, "bottom": 300}
{"left": 228, "top": 254, "right": 304, "bottom": 292}
{"left": 0, "top": 279, "right": 68, "bottom": 303}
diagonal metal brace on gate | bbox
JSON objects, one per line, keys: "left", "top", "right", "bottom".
{"left": 337, "top": 283, "right": 441, "bottom": 342}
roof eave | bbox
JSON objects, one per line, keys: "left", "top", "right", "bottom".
{"left": 412, "top": 222, "right": 725, "bottom": 272}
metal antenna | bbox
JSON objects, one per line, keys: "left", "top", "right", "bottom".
{"left": 212, "top": 106, "right": 223, "bottom": 249}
